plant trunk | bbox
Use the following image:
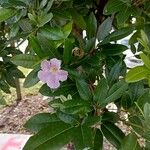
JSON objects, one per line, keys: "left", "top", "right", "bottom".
{"left": 11, "top": 42, "right": 22, "bottom": 101}
{"left": 15, "top": 78, "right": 22, "bottom": 101}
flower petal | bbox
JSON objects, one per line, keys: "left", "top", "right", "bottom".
{"left": 41, "top": 60, "right": 51, "bottom": 71}
{"left": 57, "top": 70, "right": 68, "bottom": 81}
{"left": 47, "top": 74, "right": 60, "bottom": 89}
{"left": 38, "top": 70, "right": 49, "bottom": 83}
{"left": 50, "top": 58, "right": 61, "bottom": 70}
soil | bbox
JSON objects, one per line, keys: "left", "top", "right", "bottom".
{"left": 0, "top": 94, "right": 50, "bottom": 134}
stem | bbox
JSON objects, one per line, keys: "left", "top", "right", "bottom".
{"left": 15, "top": 79, "right": 22, "bottom": 101}
{"left": 11, "top": 42, "right": 22, "bottom": 101}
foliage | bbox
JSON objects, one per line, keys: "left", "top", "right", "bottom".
{"left": 0, "top": 0, "right": 150, "bottom": 149}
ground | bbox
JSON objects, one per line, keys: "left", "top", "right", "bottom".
{"left": 0, "top": 95, "right": 50, "bottom": 134}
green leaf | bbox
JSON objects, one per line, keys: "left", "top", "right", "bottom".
{"left": 126, "top": 66, "right": 149, "bottom": 83}
{"left": 102, "top": 27, "right": 133, "bottom": 45}
{"left": 11, "top": 54, "right": 40, "bottom": 68}
{"left": 29, "top": 35, "right": 45, "bottom": 57}
{"left": 62, "top": 21, "right": 73, "bottom": 38}
{"left": 83, "top": 116, "right": 101, "bottom": 127}
{"left": 38, "top": 22, "right": 72, "bottom": 41}
{"left": 61, "top": 99, "right": 91, "bottom": 115}
{"left": 116, "top": 5, "right": 131, "bottom": 24}
{"left": 97, "top": 17, "right": 112, "bottom": 41}
{"left": 102, "top": 112, "right": 119, "bottom": 123}
{"left": 93, "top": 78, "right": 108, "bottom": 104}
{"left": 102, "top": 80, "right": 128, "bottom": 105}
{"left": 107, "top": 62, "right": 122, "bottom": 86}
{"left": 57, "top": 111, "right": 78, "bottom": 125}
{"left": 44, "top": 0, "right": 54, "bottom": 13}
{"left": 37, "top": 33, "right": 57, "bottom": 56}
{"left": 70, "top": 9, "right": 86, "bottom": 29}
{"left": 93, "top": 129, "right": 103, "bottom": 150}
{"left": 138, "top": 30, "right": 150, "bottom": 51}
{"left": 144, "top": 103, "right": 150, "bottom": 120}
{"left": 140, "top": 53, "right": 150, "bottom": 70}
{"left": 103, "top": 0, "right": 134, "bottom": 24}
{"left": 39, "top": 0, "right": 48, "bottom": 9}
{"left": 5, "top": 73, "right": 16, "bottom": 88}
{"left": 101, "top": 122, "right": 125, "bottom": 148}
{"left": 73, "top": 125, "right": 93, "bottom": 149}
{"left": 39, "top": 82, "right": 76, "bottom": 97}
{"left": 63, "top": 39, "right": 73, "bottom": 64}
{"left": 76, "top": 79, "right": 92, "bottom": 101}
{"left": 9, "top": 68, "right": 25, "bottom": 78}
{"left": 128, "top": 81, "right": 145, "bottom": 102}
{"left": 38, "top": 27, "right": 64, "bottom": 40}
{"left": 23, "top": 66, "right": 40, "bottom": 88}
{"left": 23, "top": 122, "right": 73, "bottom": 150}
{"left": 120, "top": 133, "right": 141, "bottom": 150}
{"left": 0, "top": 81, "right": 11, "bottom": 94}
{"left": 19, "top": 19, "right": 33, "bottom": 32}
{"left": 24, "top": 113, "right": 60, "bottom": 132}
{"left": 0, "top": 8, "right": 16, "bottom": 22}
{"left": 86, "top": 12, "right": 97, "bottom": 38}
{"left": 28, "top": 13, "right": 37, "bottom": 24}
{"left": 104, "top": 0, "right": 125, "bottom": 15}
{"left": 38, "top": 13, "right": 53, "bottom": 27}
{"left": 137, "top": 91, "right": 150, "bottom": 109}
{"left": 128, "top": 116, "right": 144, "bottom": 136}
{"left": 101, "top": 44, "right": 128, "bottom": 56}
{"left": 84, "top": 38, "right": 96, "bottom": 52}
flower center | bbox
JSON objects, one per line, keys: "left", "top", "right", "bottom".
{"left": 50, "top": 66, "right": 58, "bottom": 74}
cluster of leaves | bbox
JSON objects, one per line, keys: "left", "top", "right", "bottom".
{"left": 0, "top": 4, "right": 25, "bottom": 104}
{"left": 0, "top": 0, "right": 150, "bottom": 149}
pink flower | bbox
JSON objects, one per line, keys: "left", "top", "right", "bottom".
{"left": 38, "top": 58, "right": 68, "bottom": 89}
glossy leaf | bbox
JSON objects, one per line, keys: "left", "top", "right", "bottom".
{"left": 23, "top": 66, "right": 40, "bottom": 88}
{"left": 97, "top": 17, "right": 112, "bottom": 41}
{"left": 63, "top": 38, "right": 73, "bottom": 64}
{"left": 102, "top": 27, "right": 133, "bottom": 44}
{"left": 140, "top": 53, "right": 150, "bottom": 70}
{"left": 101, "top": 44, "right": 128, "bottom": 56}
{"left": 102, "top": 80, "right": 128, "bottom": 105}
{"left": 93, "top": 129, "right": 103, "bottom": 150}
{"left": 62, "top": 21, "right": 73, "bottom": 38}
{"left": 24, "top": 113, "right": 60, "bottom": 132}
{"left": 29, "top": 36, "right": 45, "bottom": 57}
{"left": 73, "top": 125, "right": 93, "bottom": 149}
{"left": 93, "top": 78, "right": 108, "bottom": 104}
{"left": 126, "top": 66, "right": 149, "bottom": 83}
{"left": 120, "top": 133, "right": 141, "bottom": 150}
{"left": 57, "top": 111, "right": 78, "bottom": 125}
{"left": 39, "top": 82, "right": 76, "bottom": 97}
{"left": 101, "top": 122, "right": 125, "bottom": 148}
{"left": 38, "top": 13, "right": 53, "bottom": 27}
{"left": 11, "top": 54, "right": 40, "bottom": 68}
{"left": 76, "top": 79, "right": 92, "bottom": 101}
{"left": 144, "top": 103, "right": 150, "bottom": 120}
{"left": 0, "top": 8, "right": 16, "bottom": 22}
{"left": 107, "top": 62, "right": 122, "bottom": 86}
{"left": 82, "top": 116, "right": 101, "bottom": 127}
{"left": 38, "top": 27, "right": 64, "bottom": 40}
{"left": 86, "top": 12, "right": 97, "bottom": 38}
{"left": 61, "top": 99, "right": 91, "bottom": 115}
{"left": 23, "top": 122, "right": 73, "bottom": 150}
{"left": 70, "top": 9, "right": 86, "bottom": 29}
